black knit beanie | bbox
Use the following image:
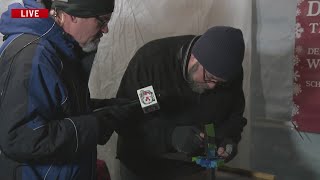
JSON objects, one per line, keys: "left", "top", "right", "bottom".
{"left": 52, "top": 0, "right": 114, "bottom": 18}
{"left": 192, "top": 26, "right": 245, "bottom": 81}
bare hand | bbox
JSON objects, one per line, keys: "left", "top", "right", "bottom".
{"left": 217, "top": 144, "right": 233, "bottom": 158}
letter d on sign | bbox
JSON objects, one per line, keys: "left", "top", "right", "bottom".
{"left": 307, "top": 1, "right": 320, "bottom": 16}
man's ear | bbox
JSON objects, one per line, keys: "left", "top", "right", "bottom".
{"left": 51, "top": 10, "right": 65, "bottom": 26}
{"left": 70, "top": 15, "right": 78, "bottom": 23}
{"left": 60, "top": 12, "right": 65, "bottom": 25}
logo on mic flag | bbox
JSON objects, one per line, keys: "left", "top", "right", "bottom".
{"left": 139, "top": 90, "right": 155, "bottom": 105}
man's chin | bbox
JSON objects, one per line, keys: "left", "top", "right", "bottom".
{"left": 188, "top": 82, "right": 209, "bottom": 94}
{"left": 82, "top": 38, "right": 100, "bottom": 52}
{"left": 191, "top": 86, "right": 207, "bottom": 94}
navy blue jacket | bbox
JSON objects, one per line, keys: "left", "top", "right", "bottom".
{"left": 0, "top": 1, "right": 102, "bottom": 179}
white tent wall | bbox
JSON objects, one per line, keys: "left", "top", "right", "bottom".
{"left": 90, "top": 0, "right": 251, "bottom": 179}
{"left": 251, "top": 0, "right": 320, "bottom": 179}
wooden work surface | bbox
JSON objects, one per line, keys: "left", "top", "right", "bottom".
{"left": 216, "top": 171, "right": 253, "bottom": 180}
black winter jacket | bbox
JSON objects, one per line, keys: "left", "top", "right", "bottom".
{"left": 116, "top": 35, "right": 247, "bottom": 178}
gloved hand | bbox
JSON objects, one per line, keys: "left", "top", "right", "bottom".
{"left": 217, "top": 138, "right": 238, "bottom": 163}
{"left": 94, "top": 109, "right": 116, "bottom": 145}
{"left": 92, "top": 98, "right": 141, "bottom": 145}
{"left": 171, "top": 126, "right": 205, "bottom": 156}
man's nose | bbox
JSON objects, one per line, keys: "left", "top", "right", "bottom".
{"left": 208, "top": 82, "right": 216, "bottom": 89}
{"left": 101, "top": 25, "right": 109, "bottom": 33}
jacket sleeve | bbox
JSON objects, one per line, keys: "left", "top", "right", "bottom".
{"left": 116, "top": 47, "right": 177, "bottom": 156}
{"left": 215, "top": 71, "right": 247, "bottom": 144}
{"left": 0, "top": 44, "right": 100, "bottom": 163}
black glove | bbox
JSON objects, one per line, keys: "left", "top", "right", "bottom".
{"left": 171, "top": 126, "right": 205, "bottom": 156}
{"left": 94, "top": 109, "right": 116, "bottom": 145}
{"left": 217, "top": 138, "right": 238, "bottom": 163}
{"left": 93, "top": 98, "right": 141, "bottom": 144}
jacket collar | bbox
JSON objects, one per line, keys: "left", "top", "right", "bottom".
{"left": 179, "top": 35, "right": 200, "bottom": 82}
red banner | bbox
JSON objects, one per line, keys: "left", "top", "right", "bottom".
{"left": 11, "top": 9, "right": 49, "bottom": 18}
{"left": 293, "top": 0, "right": 320, "bottom": 133}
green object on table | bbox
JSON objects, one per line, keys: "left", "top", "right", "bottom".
{"left": 205, "top": 123, "right": 217, "bottom": 150}
{"left": 192, "top": 123, "right": 224, "bottom": 169}
{"left": 205, "top": 123, "right": 215, "bottom": 137}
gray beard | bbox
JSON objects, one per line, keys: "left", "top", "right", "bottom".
{"left": 188, "top": 79, "right": 209, "bottom": 94}
{"left": 82, "top": 38, "right": 100, "bottom": 52}
{"left": 187, "top": 62, "right": 209, "bottom": 94}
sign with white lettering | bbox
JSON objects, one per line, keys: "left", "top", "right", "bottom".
{"left": 11, "top": 9, "right": 49, "bottom": 18}
{"left": 293, "top": 0, "right": 320, "bottom": 133}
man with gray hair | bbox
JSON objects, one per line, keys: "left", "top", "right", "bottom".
{"left": 0, "top": 0, "right": 134, "bottom": 179}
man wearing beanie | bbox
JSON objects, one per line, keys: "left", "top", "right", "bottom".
{"left": 116, "top": 26, "right": 247, "bottom": 180}
{"left": 0, "top": 0, "right": 138, "bottom": 180}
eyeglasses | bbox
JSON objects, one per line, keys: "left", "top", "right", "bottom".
{"left": 203, "top": 68, "right": 226, "bottom": 87}
{"left": 95, "top": 15, "right": 111, "bottom": 28}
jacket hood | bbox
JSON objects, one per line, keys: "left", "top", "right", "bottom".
{"left": 0, "top": 0, "right": 81, "bottom": 60}
{"left": 0, "top": 0, "right": 50, "bottom": 37}
{"left": 179, "top": 35, "right": 199, "bottom": 82}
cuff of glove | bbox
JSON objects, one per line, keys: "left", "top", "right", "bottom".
{"left": 93, "top": 114, "right": 116, "bottom": 145}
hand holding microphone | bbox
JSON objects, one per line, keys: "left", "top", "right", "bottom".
{"left": 92, "top": 98, "right": 141, "bottom": 144}
{"left": 109, "top": 85, "right": 161, "bottom": 131}
{"left": 92, "top": 85, "right": 161, "bottom": 144}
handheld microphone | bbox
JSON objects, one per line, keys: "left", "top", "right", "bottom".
{"left": 93, "top": 85, "right": 160, "bottom": 114}
{"left": 136, "top": 85, "right": 160, "bottom": 113}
